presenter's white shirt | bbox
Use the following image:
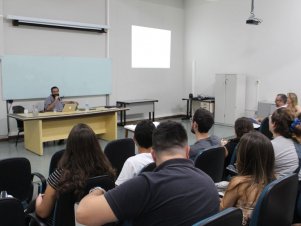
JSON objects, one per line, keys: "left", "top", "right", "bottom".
{"left": 115, "top": 153, "right": 154, "bottom": 186}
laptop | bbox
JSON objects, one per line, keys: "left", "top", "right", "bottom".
{"left": 62, "top": 103, "right": 77, "bottom": 112}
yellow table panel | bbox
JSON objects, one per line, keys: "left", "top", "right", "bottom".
{"left": 9, "top": 108, "right": 122, "bottom": 156}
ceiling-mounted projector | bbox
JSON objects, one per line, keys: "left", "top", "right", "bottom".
{"left": 246, "top": 0, "right": 262, "bottom": 25}
{"left": 246, "top": 14, "right": 262, "bottom": 25}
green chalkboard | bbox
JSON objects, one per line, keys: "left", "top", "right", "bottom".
{"left": 1, "top": 55, "right": 112, "bottom": 100}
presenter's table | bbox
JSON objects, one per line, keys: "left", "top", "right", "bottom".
{"left": 116, "top": 99, "right": 158, "bottom": 126}
{"left": 9, "top": 108, "right": 123, "bottom": 156}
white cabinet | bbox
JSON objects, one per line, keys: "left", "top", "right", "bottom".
{"left": 214, "top": 74, "right": 246, "bottom": 126}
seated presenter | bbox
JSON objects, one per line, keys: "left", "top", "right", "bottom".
{"left": 44, "top": 86, "right": 77, "bottom": 112}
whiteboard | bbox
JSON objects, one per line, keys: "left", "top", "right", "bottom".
{"left": 1, "top": 55, "right": 112, "bottom": 100}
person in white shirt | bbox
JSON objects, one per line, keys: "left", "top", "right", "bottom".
{"left": 269, "top": 108, "right": 301, "bottom": 180}
{"left": 115, "top": 120, "right": 156, "bottom": 185}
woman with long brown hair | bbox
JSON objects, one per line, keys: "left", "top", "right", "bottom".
{"left": 35, "top": 123, "right": 115, "bottom": 225}
{"left": 220, "top": 131, "right": 275, "bottom": 225}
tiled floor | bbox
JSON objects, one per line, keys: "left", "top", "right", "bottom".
{"left": 0, "top": 117, "right": 234, "bottom": 177}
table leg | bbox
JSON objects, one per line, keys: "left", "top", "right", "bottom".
{"left": 189, "top": 98, "right": 192, "bottom": 118}
{"left": 123, "top": 104, "right": 126, "bottom": 125}
{"left": 182, "top": 99, "right": 190, "bottom": 120}
{"left": 24, "top": 120, "right": 43, "bottom": 156}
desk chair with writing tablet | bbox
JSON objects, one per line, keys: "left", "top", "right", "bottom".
{"left": 27, "top": 175, "right": 115, "bottom": 226}
{"left": 104, "top": 138, "right": 135, "bottom": 177}
{"left": 0, "top": 197, "right": 26, "bottom": 226}
{"left": 194, "top": 146, "right": 225, "bottom": 183}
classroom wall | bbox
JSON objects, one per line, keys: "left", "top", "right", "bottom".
{"left": 184, "top": 0, "right": 301, "bottom": 117}
{"left": 109, "top": 0, "right": 185, "bottom": 118}
{"left": 0, "top": 0, "right": 185, "bottom": 136}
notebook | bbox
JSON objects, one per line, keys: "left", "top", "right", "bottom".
{"left": 62, "top": 103, "right": 77, "bottom": 112}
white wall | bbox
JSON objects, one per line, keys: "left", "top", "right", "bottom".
{"left": 109, "top": 0, "right": 185, "bottom": 118}
{"left": 184, "top": 0, "right": 301, "bottom": 117}
{"left": 0, "top": 0, "right": 185, "bottom": 136}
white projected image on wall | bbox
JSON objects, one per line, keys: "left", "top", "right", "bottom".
{"left": 132, "top": 25, "right": 171, "bottom": 68}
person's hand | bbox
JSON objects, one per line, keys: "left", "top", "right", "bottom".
{"left": 54, "top": 95, "right": 60, "bottom": 102}
{"left": 221, "top": 138, "right": 228, "bottom": 146}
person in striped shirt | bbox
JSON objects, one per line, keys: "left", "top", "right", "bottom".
{"left": 35, "top": 123, "right": 115, "bottom": 225}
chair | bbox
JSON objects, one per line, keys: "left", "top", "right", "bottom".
{"left": 259, "top": 117, "right": 273, "bottom": 140}
{"left": 139, "top": 162, "right": 156, "bottom": 174}
{"left": 104, "top": 138, "right": 135, "bottom": 177}
{"left": 192, "top": 207, "right": 243, "bottom": 226}
{"left": 225, "top": 146, "right": 238, "bottom": 178}
{"left": 12, "top": 105, "right": 25, "bottom": 146}
{"left": 194, "top": 147, "right": 225, "bottom": 182}
{"left": 0, "top": 197, "right": 26, "bottom": 226}
{"left": 28, "top": 175, "right": 115, "bottom": 226}
{"left": 0, "top": 157, "right": 46, "bottom": 208}
{"left": 249, "top": 173, "right": 298, "bottom": 226}
{"left": 49, "top": 149, "right": 64, "bottom": 175}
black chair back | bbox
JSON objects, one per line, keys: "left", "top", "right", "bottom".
{"left": 259, "top": 117, "right": 273, "bottom": 140}
{"left": 249, "top": 173, "right": 298, "bottom": 226}
{"left": 0, "top": 158, "right": 32, "bottom": 202}
{"left": 0, "top": 197, "right": 25, "bottom": 226}
{"left": 53, "top": 175, "right": 115, "bottom": 226}
{"left": 194, "top": 147, "right": 225, "bottom": 182}
{"left": 139, "top": 162, "right": 156, "bottom": 174}
{"left": 192, "top": 207, "right": 243, "bottom": 226}
{"left": 104, "top": 138, "right": 135, "bottom": 176}
{"left": 49, "top": 150, "right": 64, "bottom": 175}
{"left": 0, "top": 158, "right": 46, "bottom": 207}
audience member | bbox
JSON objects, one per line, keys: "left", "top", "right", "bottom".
{"left": 292, "top": 113, "right": 301, "bottom": 161}
{"left": 287, "top": 92, "right": 301, "bottom": 117}
{"left": 220, "top": 131, "right": 275, "bottom": 225}
{"left": 189, "top": 108, "right": 221, "bottom": 160}
{"left": 223, "top": 117, "right": 254, "bottom": 170}
{"left": 289, "top": 113, "right": 301, "bottom": 224}
{"left": 76, "top": 121, "right": 220, "bottom": 226}
{"left": 35, "top": 123, "right": 115, "bottom": 225}
{"left": 269, "top": 108, "right": 301, "bottom": 179}
{"left": 115, "top": 120, "right": 156, "bottom": 186}
{"left": 44, "top": 86, "right": 77, "bottom": 112}
{"left": 275, "top": 93, "right": 288, "bottom": 108}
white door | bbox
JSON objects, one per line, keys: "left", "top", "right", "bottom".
{"left": 224, "top": 74, "right": 237, "bottom": 125}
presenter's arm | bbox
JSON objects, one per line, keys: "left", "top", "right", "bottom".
{"left": 45, "top": 96, "right": 60, "bottom": 111}
{"left": 76, "top": 189, "right": 117, "bottom": 226}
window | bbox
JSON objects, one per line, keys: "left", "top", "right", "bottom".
{"left": 131, "top": 25, "right": 171, "bottom": 68}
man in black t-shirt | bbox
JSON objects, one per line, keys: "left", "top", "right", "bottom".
{"left": 76, "top": 121, "right": 219, "bottom": 226}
